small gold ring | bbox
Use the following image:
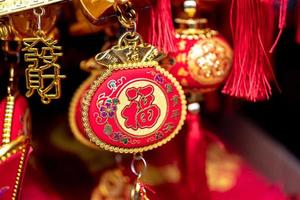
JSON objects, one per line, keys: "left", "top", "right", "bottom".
{"left": 131, "top": 153, "right": 147, "bottom": 178}
{"left": 33, "top": 7, "right": 45, "bottom": 17}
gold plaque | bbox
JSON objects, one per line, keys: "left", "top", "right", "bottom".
{"left": 0, "top": 0, "right": 64, "bottom": 16}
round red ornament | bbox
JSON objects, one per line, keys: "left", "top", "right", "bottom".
{"left": 69, "top": 57, "right": 108, "bottom": 149}
{"left": 168, "top": 19, "right": 233, "bottom": 92}
{"left": 69, "top": 74, "right": 99, "bottom": 149}
{"left": 80, "top": 32, "right": 187, "bottom": 153}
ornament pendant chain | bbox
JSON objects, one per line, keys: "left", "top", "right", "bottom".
{"left": 130, "top": 153, "right": 150, "bottom": 200}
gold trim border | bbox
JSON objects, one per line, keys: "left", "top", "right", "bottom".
{"left": 2, "top": 95, "right": 15, "bottom": 145}
{"left": 68, "top": 73, "right": 100, "bottom": 149}
{"left": 0, "top": 135, "right": 30, "bottom": 200}
{"left": 81, "top": 62, "right": 187, "bottom": 154}
{"left": 12, "top": 145, "right": 28, "bottom": 200}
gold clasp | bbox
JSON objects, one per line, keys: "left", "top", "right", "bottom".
{"left": 113, "top": 1, "right": 137, "bottom": 31}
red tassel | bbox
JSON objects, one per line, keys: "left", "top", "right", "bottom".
{"left": 222, "top": 0, "right": 276, "bottom": 101}
{"left": 185, "top": 107, "right": 210, "bottom": 200}
{"left": 269, "top": 0, "right": 288, "bottom": 53}
{"left": 149, "top": 0, "right": 177, "bottom": 53}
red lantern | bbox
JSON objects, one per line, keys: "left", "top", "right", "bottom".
{"left": 168, "top": 18, "right": 233, "bottom": 93}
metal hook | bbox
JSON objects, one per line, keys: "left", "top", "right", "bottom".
{"left": 33, "top": 7, "right": 45, "bottom": 31}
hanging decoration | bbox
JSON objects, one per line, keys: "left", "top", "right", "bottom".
{"left": 0, "top": 0, "right": 293, "bottom": 199}
{"left": 168, "top": 2, "right": 232, "bottom": 93}
{"left": 222, "top": 0, "right": 288, "bottom": 101}
{"left": 80, "top": 2, "right": 186, "bottom": 154}
{"left": 69, "top": 1, "right": 186, "bottom": 198}
{"left": 0, "top": 67, "right": 31, "bottom": 146}
{"left": 166, "top": 1, "right": 232, "bottom": 199}
{"left": 149, "top": 0, "right": 177, "bottom": 53}
{"left": 22, "top": 7, "right": 66, "bottom": 104}
{"left": 0, "top": 55, "right": 31, "bottom": 200}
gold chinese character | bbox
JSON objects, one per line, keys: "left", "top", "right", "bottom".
{"left": 22, "top": 31, "right": 66, "bottom": 104}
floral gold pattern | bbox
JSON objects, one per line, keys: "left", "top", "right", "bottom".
{"left": 168, "top": 25, "right": 233, "bottom": 92}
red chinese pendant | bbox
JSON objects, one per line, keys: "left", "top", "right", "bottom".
{"left": 0, "top": 93, "right": 31, "bottom": 200}
{"left": 80, "top": 32, "right": 186, "bottom": 153}
{"left": 168, "top": 19, "right": 233, "bottom": 93}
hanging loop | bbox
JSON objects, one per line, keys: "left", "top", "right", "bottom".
{"left": 33, "top": 7, "right": 45, "bottom": 31}
{"left": 130, "top": 153, "right": 147, "bottom": 179}
{"left": 117, "top": 30, "right": 143, "bottom": 47}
